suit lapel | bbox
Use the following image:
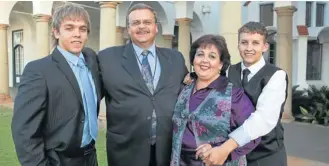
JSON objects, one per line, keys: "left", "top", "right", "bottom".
{"left": 121, "top": 43, "right": 152, "bottom": 96}
{"left": 51, "top": 48, "right": 83, "bottom": 105}
{"left": 153, "top": 47, "right": 171, "bottom": 94}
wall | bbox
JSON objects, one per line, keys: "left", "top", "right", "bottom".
{"left": 85, "top": 7, "right": 100, "bottom": 52}
{"left": 193, "top": 1, "right": 220, "bottom": 35}
{"left": 7, "top": 12, "right": 35, "bottom": 88}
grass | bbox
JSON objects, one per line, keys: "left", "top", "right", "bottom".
{"left": 0, "top": 106, "right": 107, "bottom": 166}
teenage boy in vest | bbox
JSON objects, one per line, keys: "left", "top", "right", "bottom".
{"left": 193, "top": 21, "right": 288, "bottom": 166}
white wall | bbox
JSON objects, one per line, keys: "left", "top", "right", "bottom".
{"left": 292, "top": 39, "right": 297, "bottom": 86}
{"left": 246, "top": 2, "right": 259, "bottom": 22}
{"left": 193, "top": 1, "right": 220, "bottom": 35}
{"left": 85, "top": 7, "right": 100, "bottom": 52}
{"left": 322, "top": 43, "right": 329, "bottom": 86}
{"left": 7, "top": 12, "right": 35, "bottom": 88}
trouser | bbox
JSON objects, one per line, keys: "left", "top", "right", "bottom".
{"left": 149, "top": 144, "right": 157, "bottom": 166}
{"left": 248, "top": 147, "right": 287, "bottom": 166}
{"left": 180, "top": 148, "right": 203, "bottom": 166}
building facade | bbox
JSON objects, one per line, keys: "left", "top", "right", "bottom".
{"left": 245, "top": 1, "right": 329, "bottom": 89}
{"left": 1, "top": 1, "right": 327, "bottom": 120}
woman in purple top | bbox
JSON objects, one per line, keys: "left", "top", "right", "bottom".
{"left": 170, "top": 35, "right": 260, "bottom": 166}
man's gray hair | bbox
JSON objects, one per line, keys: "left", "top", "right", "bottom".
{"left": 51, "top": 3, "right": 91, "bottom": 48}
{"left": 126, "top": 3, "right": 158, "bottom": 27}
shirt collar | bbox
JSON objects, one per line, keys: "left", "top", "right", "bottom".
{"left": 241, "top": 56, "right": 266, "bottom": 75}
{"left": 132, "top": 42, "right": 156, "bottom": 58}
{"left": 196, "top": 76, "right": 229, "bottom": 92}
{"left": 57, "top": 45, "right": 84, "bottom": 66}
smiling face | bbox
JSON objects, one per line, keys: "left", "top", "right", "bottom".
{"left": 127, "top": 9, "right": 158, "bottom": 48}
{"left": 53, "top": 18, "right": 88, "bottom": 56}
{"left": 193, "top": 44, "right": 223, "bottom": 82}
{"left": 238, "top": 32, "right": 269, "bottom": 67}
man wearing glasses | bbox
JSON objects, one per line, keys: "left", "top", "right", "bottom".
{"left": 97, "top": 3, "right": 188, "bottom": 166}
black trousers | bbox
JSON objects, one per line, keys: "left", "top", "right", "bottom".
{"left": 149, "top": 144, "right": 157, "bottom": 166}
{"left": 180, "top": 148, "right": 203, "bottom": 166}
{"left": 53, "top": 140, "right": 98, "bottom": 166}
{"left": 248, "top": 147, "right": 287, "bottom": 166}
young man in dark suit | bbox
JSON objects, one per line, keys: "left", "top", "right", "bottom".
{"left": 11, "top": 3, "right": 101, "bottom": 166}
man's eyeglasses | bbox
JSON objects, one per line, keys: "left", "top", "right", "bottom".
{"left": 129, "top": 19, "right": 156, "bottom": 27}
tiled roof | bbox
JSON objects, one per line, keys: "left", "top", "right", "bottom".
{"left": 297, "top": 25, "right": 309, "bottom": 36}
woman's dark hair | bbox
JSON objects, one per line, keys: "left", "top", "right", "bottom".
{"left": 189, "top": 34, "right": 231, "bottom": 76}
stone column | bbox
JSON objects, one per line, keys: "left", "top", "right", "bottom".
{"left": 163, "top": 34, "right": 173, "bottom": 48}
{"left": 274, "top": 6, "right": 297, "bottom": 121}
{"left": 176, "top": 18, "right": 192, "bottom": 71}
{"left": 34, "top": 14, "right": 51, "bottom": 59}
{"left": 99, "top": 2, "right": 120, "bottom": 50}
{"left": 219, "top": 2, "right": 242, "bottom": 64}
{"left": 116, "top": 26, "right": 124, "bottom": 46}
{"left": 0, "top": 24, "right": 10, "bottom": 102}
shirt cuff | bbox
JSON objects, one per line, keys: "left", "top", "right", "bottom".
{"left": 228, "top": 126, "right": 252, "bottom": 147}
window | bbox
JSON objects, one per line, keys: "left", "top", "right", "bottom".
{"left": 316, "top": 3, "right": 325, "bottom": 27}
{"left": 172, "top": 25, "right": 179, "bottom": 50}
{"left": 268, "top": 43, "right": 276, "bottom": 64}
{"left": 306, "top": 40, "right": 322, "bottom": 80}
{"left": 259, "top": 4, "right": 274, "bottom": 26}
{"left": 12, "top": 30, "right": 24, "bottom": 86}
{"left": 306, "top": 2, "right": 312, "bottom": 27}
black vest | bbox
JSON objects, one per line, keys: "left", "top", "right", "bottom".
{"left": 228, "top": 62, "right": 288, "bottom": 161}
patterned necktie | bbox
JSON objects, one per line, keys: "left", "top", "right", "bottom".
{"left": 242, "top": 68, "right": 251, "bottom": 88}
{"left": 140, "top": 50, "right": 157, "bottom": 145}
{"left": 78, "top": 58, "right": 98, "bottom": 145}
{"left": 141, "top": 50, "right": 154, "bottom": 94}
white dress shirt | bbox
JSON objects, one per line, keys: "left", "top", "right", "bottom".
{"left": 228, "top": 57, "right": 287, "bottom": 147}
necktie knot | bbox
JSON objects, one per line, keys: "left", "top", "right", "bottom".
{"left": 77, "top": 57, "right": 86, "bottom": 69}
{"left": 141, "top": 50, "right": 150, "bottom": 56}
{"left": 243, "top": 68, "right": 251, "bottom": 77}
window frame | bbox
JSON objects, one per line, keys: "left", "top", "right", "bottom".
{"left": 12, "top": 29, "right": 24, "bottom": 87}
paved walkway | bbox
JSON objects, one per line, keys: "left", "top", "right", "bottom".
{"left": 283, "top": 122, "right": 329, "bottom": 165}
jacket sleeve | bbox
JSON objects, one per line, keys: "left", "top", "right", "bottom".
{"left": 11, "top": 61, "right": 49, "bottom": 166}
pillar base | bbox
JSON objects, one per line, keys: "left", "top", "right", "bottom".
{"left": 281, "top": 111, "right": 295, "bottom": 123}
{"left": 0, "top": 94, "right": 12, "bottom": 103}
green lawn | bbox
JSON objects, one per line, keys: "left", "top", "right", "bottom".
{"left": 0, "top": 106, "right": 107, "bottom": 166}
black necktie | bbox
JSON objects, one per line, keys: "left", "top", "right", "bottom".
{"left": 242, "top": 69, "right": 251, "bottom": 88}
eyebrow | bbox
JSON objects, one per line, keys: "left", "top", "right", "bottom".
{"left": 131, "top": 19, "right": 153, "bottom": 21}
{"left": 63, "top": 24, "right": 87, "bottom": 28}
{"left": 241, "top": 39, "right": 261, "bottom": 42}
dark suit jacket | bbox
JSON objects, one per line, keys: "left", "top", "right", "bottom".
{"left": 97, "top": 42, "right": 188, "bottom": 166}
{"left": 11, "top": 47, "right": 101, "bottom": 166}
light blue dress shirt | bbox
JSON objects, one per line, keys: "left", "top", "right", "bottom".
{"left": 132, "top": 43, "right": 161, "bottom": 89}
{"left": 57, "top": 46, "right": 97, "bottom": 147}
